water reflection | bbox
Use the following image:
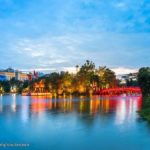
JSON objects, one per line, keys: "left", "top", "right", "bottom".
{"left": 11, "top": 94, "right": 16, "bottom": 112}
{"left": 20, "top": 96, "right": 30, "bottom": 123}
{"left": 0, "top": 95, "right": 145, "bottom": 150}
{"left": 0, "top": 95, "right": 142, "bottom": 123}
{"left": 0, "top": 95, "right": 2, "bottom": 112}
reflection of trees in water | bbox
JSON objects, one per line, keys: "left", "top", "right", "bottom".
{"left": 30, "top": 97, "right": 110, "bottom": 114}
{"left": 0, "top": 95, "right": 142, "bottom": 125}
{"left": 29, "top": 95, "right": 142, "bottom": 126}
{"left": 76, "top": 113, "right": 97, "bottom": 128}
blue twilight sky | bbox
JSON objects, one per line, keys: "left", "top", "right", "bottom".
{"left": 0, "top": 0, "right": 150, "bottom": 74}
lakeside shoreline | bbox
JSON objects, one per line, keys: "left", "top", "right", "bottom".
{"left": 138, "top": 96, "right": 150, "bottom": 122}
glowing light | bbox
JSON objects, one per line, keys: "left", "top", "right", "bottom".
{"left": 11, "top": 94, "right": 16, "bottom": 112}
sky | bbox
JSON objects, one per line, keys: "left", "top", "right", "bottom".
{"left": 0, "top": 0, "right": 150, "bottom": 75}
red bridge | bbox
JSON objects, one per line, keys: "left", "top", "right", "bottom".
{"left": 96, "top": 87, "right": 142, "bottom": 95}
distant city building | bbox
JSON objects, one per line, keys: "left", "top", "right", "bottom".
{"left": 0, "top": 74, "right": 8, "bottom": 81}
{"left": 0, "top": 68, "right": 29, "bottom": 81}
{"left": 38, "top": 72, "right": 45, "bottom": 78}
{"left": 0, "top": 68, "right": 45, "bottom": 82}
{"left": 117, "top": 73, "right": 138, "bottom": 85}
{"left": 32, "top": 71, "right": 45, "bottom": 80}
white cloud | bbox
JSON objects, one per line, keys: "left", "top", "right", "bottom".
{"left": 23, "top": 47, "right": 33, "bottom": 51}
{"left": 6, "top": 31, "right": 150, "bottom": 70}
{"left": 111, "top": 67, "right": 138, "bottom": 75}
{"left": 30, "top": 51, "right": 45, "bottom": 57}
{"left": 62, "top": 67, "right": 77, "bottom": 73}
{"left": 114, "top": 2, "right": 127, "bottom": 10}
{"left": 20, "top": 68, "right": 57, "bottom": 73}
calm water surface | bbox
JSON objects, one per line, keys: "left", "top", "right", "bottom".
{"left": 0, "top": 95, "right": 150, "bottom": 150}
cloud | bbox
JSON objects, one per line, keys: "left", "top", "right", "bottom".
{"left": 114, "top": 2, "right": 127, "bottom": 10}
{"left": 63, "top": 67, "right": 76, "bottom": 73}
{"left": 0, "top": 0, "right": 150, "bottom": 71}
{"left": 20, "top": 68, "right": 57, "bottom": 73}
{"left": 30, "top": 51, "right": 45, "bottom": 57}
{"left": 111, "top": 67, "right": 138, "bottom": 75}
{"left": 1, "top": 31, "right": 149, "bottom": 71}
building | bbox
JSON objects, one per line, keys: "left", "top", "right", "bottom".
{"left": 117, "top": 73, "right": 138, "bottom": 85}
{"left": 15, "top": 71, "right": 29, "bottom": 81}
{"left": 0, "top": 68, "right": 29, "bottom": 81}
{"left": 0, "top": 74, "right": 8, "bottom": 81}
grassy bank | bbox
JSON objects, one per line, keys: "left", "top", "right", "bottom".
{"left": 139, "top": 96, "right": 150, "bottom": 122}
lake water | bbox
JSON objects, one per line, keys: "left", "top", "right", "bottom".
{"left": 0, "top": 95, "right": 150, "bottom": 150}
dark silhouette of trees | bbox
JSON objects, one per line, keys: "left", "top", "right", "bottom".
{"left": 138, "top": 67, "right": 150, "bottom": 96}
{"left": 138, "top": 67, "right": 150, "bottom": 122}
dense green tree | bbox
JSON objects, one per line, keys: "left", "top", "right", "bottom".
{"left": 96, "top": 67, "right": 116, "bottom": 88}
{"left": 79, "top": 60, "right": 95, "bottom": 73}
{"left": 45, "top": 72, "right": 60, "bottom": 93}
{"left": 61, "top": 72, "right": 74, "bottom": 94}
{"left": 0, "top": 81, "right": 10, "bottom": 93}
{"left": 27, "top": 60, "right": 116, "bottom": 95}
{"left": 138, "top": 67, "right": 150, "bottom": 96}
{"left": 138, "top": 68, "right": 150, "bottom": 122}
{"left": 103, "top": 68, "right": 116, "bottom": 88}
{"left": 17, "top": 60, "right": 117, "bottom": 95}
{"left": 77, "top": 60, "right": 95, "bottom": 94}
{"left": 0, "top": 83, "right": 4, "bottom": 93}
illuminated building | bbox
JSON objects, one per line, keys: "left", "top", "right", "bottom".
{"left": 33, "top": 80, "right": 45, "bottom": 93}
{"left": 22, "top": 80, "right": 52, "bottom": 96}
{"left": 0, "top": 68, "right": 29, "bottom": 81}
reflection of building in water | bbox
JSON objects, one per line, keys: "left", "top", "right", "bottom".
{"left": 31, "top": 96, "right": 73, "bottom": 113}
{"left": 100, "top": 98, "right": 110, "bottom": 113}
{"left": 79, "top": 96, "right": 142, "bottom": 117}
{"left": 115, "top": 96, "right": 142, "bottom": 124}
{"left": 0, "top": 95, "right": 3, "bottom": 112}
{"left": 90, "top": 99, "right": 100, "bottom": 115}
{"left": 31, "top": 97, "right": 52, "bottom": 113}
{"left": 54, "top": 97, "right": 73, "bottom": 112}
{"left": 80, "top": 96, "right": 112, "bottom": 115}
{"left": 11, "top": 94, "right": 16, "bottom": 112}
{"left": 30, "top": 95, "right": 142, "bottom": 120}
{"left": 20, "top": 97, "right": 30, "bottom": 122}
{"left": 79, "top": 96, "right": 101, "bottom": 115}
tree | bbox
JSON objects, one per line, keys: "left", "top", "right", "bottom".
{"left": 0, "top": 83, "right": 4, "bottom": 93}
{"left": 79, "top": 60, "right": 95, "bottom": 73}
{"left": 77, "top": 60, "right": 95, "bottom": 94}
{"left": 61, "top": 72, "right": 74, "bottom": 94}
{"left": 1, "top": 81, "right": 10, "bottom": 93}
{"left": 20, "top": 60, "right": 117, "bottom": 95}
{"left": 45, "top": 72, "right": 60, "bottom": 94}
{"left": 75, "top": 65, "right": 79, "bottom": 73}
{"left": 96, "top": 67, "right": 116, "bottom": 88}
{"left": 103, "top": 68, "right": 116, "bottom": 88}
{"left": 138, "top": 67, "right": 150, "bottom": 96}
{"left": 138, "top": 68, "right": 150, "bottom": 122}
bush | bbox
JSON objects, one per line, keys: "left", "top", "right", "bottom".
{"left": 139, "top": 97, "right": 150, "bottom": 122}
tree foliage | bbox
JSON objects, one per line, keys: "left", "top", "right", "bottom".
{"left": 30, "top": 60, "right": 117, "bottom": 95}
{"left": 137, "top": 68, "right": 150, "bottom": 123}
{"left": 0, "top": 60, "right": 117, "bottom": 95}
{"left": 138, "top": 67, "right": 150, "bottom": 96}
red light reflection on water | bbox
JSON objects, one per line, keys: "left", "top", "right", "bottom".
{"left": 30, "top": 95, "right": 142, "bottom": 122}
{"left": 31, "top": 96, "right": 53, "bottom": 113}
{"left": 31, "top": 96, "right": 73, "bottom": 113}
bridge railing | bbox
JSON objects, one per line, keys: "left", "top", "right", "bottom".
{"left": 95, "top": 86, "right": 142, "bottom": 95}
